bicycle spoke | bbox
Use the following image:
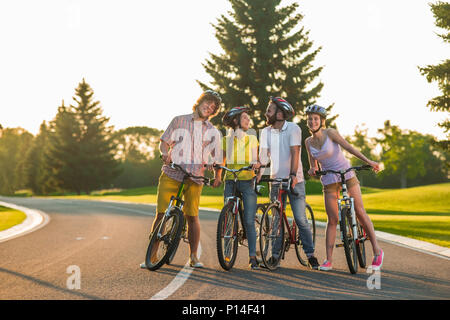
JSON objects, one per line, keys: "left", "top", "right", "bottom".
{"left": 259, "top": 204, "right": 284, "bottom": 270}
{"left": 217, "top": 203, "right": 239, "bottom": 270}
{"left": 145, "top": 209, "right": 183, "bottom": 271}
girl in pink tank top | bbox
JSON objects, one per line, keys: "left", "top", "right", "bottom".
{"left": 304, "top": 105, "right": 384, "bottom": 272}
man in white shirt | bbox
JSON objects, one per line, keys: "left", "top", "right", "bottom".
{"left": 259, "top": 97, "right": 319, "bottom": 270}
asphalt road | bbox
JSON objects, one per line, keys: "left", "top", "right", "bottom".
{"left": 0, "top": 197, "right": 449, "bottom": 300}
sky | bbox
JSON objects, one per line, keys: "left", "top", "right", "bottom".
{"left": 0, "top": 0, "right": 448, "bottom": 141}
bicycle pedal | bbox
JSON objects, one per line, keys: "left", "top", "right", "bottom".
{"left": 336, "top": 244, "right": 344, "bottom": 248}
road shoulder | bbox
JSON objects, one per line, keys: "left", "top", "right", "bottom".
{"left": 0, "top": 201, "right": 50, "bottom": 243}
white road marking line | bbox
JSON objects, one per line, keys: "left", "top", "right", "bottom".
{"left": 149, "top": 243, "right": 202, "bottom": 300}
{"left": 0, "top": 201, "right": 50, "bottom": 243}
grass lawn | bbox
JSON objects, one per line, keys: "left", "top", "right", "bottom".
{"left": 305, "top": 183, "right": 450, "bottom": 248}
{"left": 0, "top": 206, "right": 26, "bottom": 232}
{"left": 25, "top": 182, "right": 450, "bottom": 248}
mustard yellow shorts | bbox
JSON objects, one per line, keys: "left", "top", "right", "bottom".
{"left": 156, "top": 172, "right": 203, "bottom": 216}
{"left": 323, "top": 176, "right": 360, "bottom": 194}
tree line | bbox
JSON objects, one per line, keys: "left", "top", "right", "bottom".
{"left": 0, "top": 79, "right": 447, "bottom": 196}
{"left": 0, "top": 79, "right": 163, "bottom": 196}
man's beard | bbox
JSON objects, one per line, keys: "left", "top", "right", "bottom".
{"left": 197, "top": 108, "right": 209, "bottom": 120}
{"left": 266, "top": 113, "right": 277, "bottom": 126}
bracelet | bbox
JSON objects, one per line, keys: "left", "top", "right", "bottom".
{"left": 290, "top": 172, "right": 296, "bottom": 177}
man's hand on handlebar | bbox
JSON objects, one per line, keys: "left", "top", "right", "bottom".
{"left": 212, "top": 177, "right": 222, "bottom": 188}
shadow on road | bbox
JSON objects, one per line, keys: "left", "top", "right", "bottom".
{"left": 0, "top": 267, "right": 103, "bottom": 300}
{"left": 154, "top": 264, "right": 450, "bottom": 300}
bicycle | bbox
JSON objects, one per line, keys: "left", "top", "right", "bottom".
{"left": 315, "top": 165, "right": 372, "bottom": 274}
{"left": 210, "top": 164, "right": 265, "bottom": 271}
{"left": 144, "top": 163, "right": 210, "bottom": 271}
{"left": 257, "top": 177, "right": 316, "bottom": 271}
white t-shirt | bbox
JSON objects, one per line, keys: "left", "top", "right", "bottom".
{"left": 259, "top": 121, "right": 304, "bottom": 182}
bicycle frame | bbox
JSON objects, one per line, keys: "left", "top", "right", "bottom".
{"left": 275, "top": 186, "right": 297, "bottom": 245}
{"left": 336, "top": 176, "right": 358, "bottom": 244}
{"left": 260, "top": 177, "right": 299, "bottom": 247}
{"left": 222, "top": 166, "right": 255, "bottom": 243}
{"left": 156, "top": 163, "right": 209, "bottom": 241}
{"left": 156, "top": 182, "right": 185, "bottom": 240}
{"left": 316, "top": 165, "right": 372, "bottom": 246}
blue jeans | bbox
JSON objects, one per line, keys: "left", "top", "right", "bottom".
{"left": 224, "top": 179, "right": 258, "bottom": 257}
{"left": 270, "top": 181, "right": 315, "bottom": 256}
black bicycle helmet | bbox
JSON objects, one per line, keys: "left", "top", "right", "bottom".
{"left": 305, "top": 104, "right": 327, "bottom": 119}
{"left": 222, "top": 106, "right": 250, "bottom": 127}
{"left": 270, "top": 96, "right": 295, "bottom": 120}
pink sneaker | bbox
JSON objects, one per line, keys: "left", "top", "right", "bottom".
{"left": 319, "top": 260, "right": 332, "bottom": 271}
{"left": 371, "top": 249, "right": 384, "bottom": 271}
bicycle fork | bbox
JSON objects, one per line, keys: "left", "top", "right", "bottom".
{"left": 337, "top": 197, "right": 357, "bottom": 246}
{"left": 157, "top": 196, "right": 184, "bottom": 240}
{"left": 224, "top": 196, "right": 240, "bottom": 241}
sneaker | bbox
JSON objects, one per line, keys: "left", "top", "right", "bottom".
{"left": 319, "top": 260, "right": 333, "bottom": 271}
{"left": 189, "top": 255, "right": 204, "bottom": 268}
{"left": 140, "top": 262, "right": 148, "bottom": 269}
{"left": 249, "top": 257, "right": 259, "bottom": 270}
{"left": 307, "top": 256, "right": 320, "bottom": 270}
{"left": 371, "top": 249, "right": 384, "bottom": 271}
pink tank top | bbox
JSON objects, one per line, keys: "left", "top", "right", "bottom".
{"left": 309, "top": 133, "right": 355, "bottom": 185}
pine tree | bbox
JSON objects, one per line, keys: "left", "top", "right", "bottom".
{"left": 24, "top": 121, "right": 51, "bottom": 194}
{"left": 419, "top": 1, "right": 450, "bottom": 151}
{"left": 198, "top": 0, "right": 326, "bottom": 129}
{"left": 47, "top": 80, "right": 120, "bottom": 194}
{"left": 46, "top": 100, "right": 82, "bottom": 194}
{"left": 0, "top": 128, "right": 33, "bottom": 195}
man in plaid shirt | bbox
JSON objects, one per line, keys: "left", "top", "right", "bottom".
{"left": 141, "top": 90, "right": 222, "bottom": 269}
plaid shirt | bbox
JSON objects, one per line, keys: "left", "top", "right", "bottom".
{"left": 160, "top": 113, "right": 221, "bottom": 184}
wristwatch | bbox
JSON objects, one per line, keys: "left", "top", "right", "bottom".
{"left": 289, "top": 172, "right": 296, "bottom": 177}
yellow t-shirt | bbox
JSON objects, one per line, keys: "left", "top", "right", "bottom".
{"left": 222, "top": 133, "right": 258, "bottom": 181}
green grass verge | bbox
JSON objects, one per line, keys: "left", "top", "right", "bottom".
{"left": 33, "top": 182, "right": 450, "bottom": 248}
{"left": 0, "top": 206, "right": 27, "bottom": 232}
{"left": 305, "top": 183, "right": 450, "bottom": 248}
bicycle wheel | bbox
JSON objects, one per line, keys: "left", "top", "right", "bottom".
{"left": 259, "top": 203, "right": 285, "bottom": 271}
{"left": 340, "top": 208, "right": 358, "bottom": 274}
{"left": 255, "top": 204, "right": 266, "bottom": 257}
{"left": 356, "top": 221, "right": 367, "bottom": 268}
{"left": 166, "top": 219, "right": 186, "bottom": 265}
{"left": 145, "top": 207, "right": 184, "bottom": 271}
{"left": 216, "top": 202, "right": 239, "bottom": 271}
{"left": 295, "top": 204, "right": 316, "bottom": 267}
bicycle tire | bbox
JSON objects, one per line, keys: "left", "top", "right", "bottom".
{"left": 340, "top": 208, "right": 358, "bottom": 274}
{"left": 259, "top": 203, "right": 285, "bottom": 271}
{"left": 255, "top": 204, "right": 266, "bottom": 258}
{"left": 216, "top": 202, "right": 239, "bottom": 271}
{"left": 356, "top": 222, "right": 367, "bottom": 268}
{"left": 145, "top": 207, "right": 184, "bottom": 271}
{"left": 295, "top": 204, "right": 316, "bottom": 267}
{"left": 166, "top": 220, "right": 184, "bottom": 265}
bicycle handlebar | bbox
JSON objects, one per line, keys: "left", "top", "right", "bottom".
{"left": 204, "top": 163, "right": 269, "bottom": 171}
{"left": 257, "top": 177, "right": 299, "bottom": 196}
{"left": 168, "top": 162, "right": 211, "bottom": 185}
{"left": 315, "top": 164, "right": 373, "bottom": 176}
